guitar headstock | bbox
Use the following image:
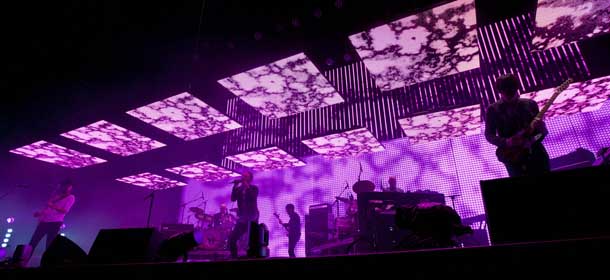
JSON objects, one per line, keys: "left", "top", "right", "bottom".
{"left": 556, "top": 78, "right": 573, "bottom": 92}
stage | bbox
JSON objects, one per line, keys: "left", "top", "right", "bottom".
{"left": 2, "top": 237, "right": 610, "bottom": 279}
{"left": 2, "top": 1, "right": 610, "bottom": 277}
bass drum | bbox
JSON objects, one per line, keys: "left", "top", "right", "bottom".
{"left": 199, "top": 228, "right": 226, "bottom": 250}
{"left": 335, "top": 217, "right": 355, "bottom": 238}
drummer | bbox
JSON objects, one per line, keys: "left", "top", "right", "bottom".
{"left": 382, "top": 176, "right": 404, "bottom": 193}
{"left": 212, "top": 204, "right": 235, "bottom": 229}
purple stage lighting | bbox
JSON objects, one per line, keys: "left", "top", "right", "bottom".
{"left": 166, "top": 160, "right": 240, "bottom": 182}
{"left": 301, "top": 128, "right": 385, "bottom": 159}
{"left": 6, "top": 217, "right": 14, "bottom": 224}
{"left": 349, "top": 0, "right": 479, "bottom": 90}
{"left": 398, "top": 104, "right": 482, "bottom": 145}
{"left": 9, "top": 141, "right": 107, "bottom": 168}
{"left": 116, "top": 172, "right": 187, "bottom": 189}
{"left": 61, "top": 120, "right": 166, "bottom": 156}
{"left": 225, "top": 147, "right": 306, "bottom": 171}
{"left": 127, "top": 92, "right": 242, "bottom": 141}
{"left": 218, "top": 53, "right": 345, "bottom": 119}
{"left": 533, "top": 0, "right": 610, "bottom": 51}
{"left": 520, "top": 75, "right": 610, "bottom": 119}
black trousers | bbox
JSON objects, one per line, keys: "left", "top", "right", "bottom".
{"left": 288, "top": 234, "right": 300, "bottom": 257}
{"left": 29, "top": 222, "right": 62, "bottom": 251}
{"left": 229, "top": 221, "right": 251, "bottom": 258}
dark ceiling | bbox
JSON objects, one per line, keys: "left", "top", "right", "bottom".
{"left": 1, "top": 0, "right": 537, "bottom": 154}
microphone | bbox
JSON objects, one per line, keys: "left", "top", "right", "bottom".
{"left": 201, "top": 192, "right": 205, "bottom": 200}
{"left": 345, "top": 181, "right": 349, "bottom": 189}
{"left": 359, "top": 162, "right": 363, "bottom": 172}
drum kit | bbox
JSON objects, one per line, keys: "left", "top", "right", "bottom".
{"left": 333, "top": 180, "right": 375, "bottom": 239}
{"left": 189, "top": 206, "right": 239, "bottom": 251}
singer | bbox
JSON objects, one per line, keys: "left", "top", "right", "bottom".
{"left": 228, "top": 170, "right": 259, "bottom": 259}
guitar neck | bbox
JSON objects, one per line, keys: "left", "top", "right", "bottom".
{"left": 274, "top": 214, "right": 283, "bottom": 224}
{"left": 532, "top": 78, "right": 573, "bottom": 123}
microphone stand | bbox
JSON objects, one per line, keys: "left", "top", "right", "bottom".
{"left": 144, "top": 183, "right": 168, "bottom": 228}
{"left": 0, "top": 185, "right": 27, "bottom": 201}
{"left": 180, "top": 194, "right": 206, "bottom": 224}
{"left": 445, "top": 194, "right": 461, "bottom": 210}
{"left": 332, "top": 182, "right": 351, "bottom": 221}
{"left": 145, "top": 190, "right": 156, "bottom": 228}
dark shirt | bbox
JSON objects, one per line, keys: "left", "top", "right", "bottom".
{"left": 212, "top": 213, "right": 234, "bottom": 228}
{"left": 287, "top": 212, "right": 301, "bottom": 237}
{"left": 485, "top": 98, "right": 548, "bottom": 148}
{"left": 231, "top": 184, "right": 259, "bottom": 222}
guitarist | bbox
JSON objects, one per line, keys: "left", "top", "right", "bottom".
{"left": 29, "top": 179, "right": 76, "bottom": 252}
{"left": 485, "top": 74, "right": 550, "bottom": 177}
{"left": 279, "top": 204, "right": 301, "bottom": 258}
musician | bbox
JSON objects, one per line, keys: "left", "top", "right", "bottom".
{"left": 29, "top": 179, "right": 75, "bottom": 251}
{"left": 283, "top": 204, "right": 301, "bottom": 258}
{"left": 485, "top": 74, "right": 550, "bottom": 177}
{"left": 212, "top": 203, "right": 235, "bottom": 229}
{"left": 228, "top": 171, "right": 259, "bottom": 258}
{"left": 396, "top": 202, "right": 472, "bottom": 249}
{"left": 383, "top": 176, "right": 404, "bottom": 193}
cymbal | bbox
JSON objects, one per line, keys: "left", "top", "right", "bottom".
{"left": 335, "top": 196, "right": 353, "bottom": 203}
{"left": 189, "top": 207, "right": 204, "bottom": 214}
{"left": 352, "top": 180, "right": 375, "bottom": 193}
{"left": 195, "top": 213, "right": 213, "bottom": 222}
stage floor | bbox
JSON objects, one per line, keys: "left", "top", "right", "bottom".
{"left": 3, "top": 236, "right": 610, "bottom": 279}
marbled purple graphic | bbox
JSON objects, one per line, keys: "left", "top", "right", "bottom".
{"left": 218, "top": 53, "right": 345, "bottom": 119}
{"left": 116, "top": 172, "right": 187, "bottom": 189}
{"left": 349, "top": 0, "right": 479, "bottom": 91}
{"left": 398, "top": 104, "right": 481, "bottom": 145}
{"left": 60, "top": 120, "right": 166, "bottom": 156}
{"left": 127, "top": 92, "right": 242, "bottom": 140}
{"left": 301, "top": 128, "right": 385, "bottom": 159}
{"left": 533, "top": 0, "right": 610, "bottom": 51}
{"left": 183, "top": 104, "right": 610, "bottom": 257}
{"left": 521, "top": 75, "right": 610, "bottom": 119}
{"left": 225, "top": 147, "right": 306, "bottom": 171}
{"left": 9, "top": 141, "right": 107, "bottom": 168}
{"left": 166, "top": 161, "right": 240, "bottom": 182}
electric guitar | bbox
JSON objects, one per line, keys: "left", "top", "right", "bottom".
{"left": 273, "top": 213, "right": 289, "bottom": 235}
{"left": 496, "top": 78, "right": 573, "bottom": 164}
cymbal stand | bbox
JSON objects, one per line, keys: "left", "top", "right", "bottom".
{"left": 332, "top": 181, "right": 351, "bottom": 221}
{"left": 180, "top": 194, "right": 206, "bottom": 224}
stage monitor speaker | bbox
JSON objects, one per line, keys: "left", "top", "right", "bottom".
{"left": 482, "top": 165, "right": 610, "bottom": 245}
{"left": 40, "top": 236, "right": 87, "bottom": 267}
{"left": 88, "top": 228, "right": 163, "bottom": 264}
{"left": 305, "top": 203, "right": 333, "bottom": 256}
{"left": 9, "top": 244, "right": 33, "bottom": 268}
{"left": 160, "top": 223, "right": 194, "bottom": 239}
